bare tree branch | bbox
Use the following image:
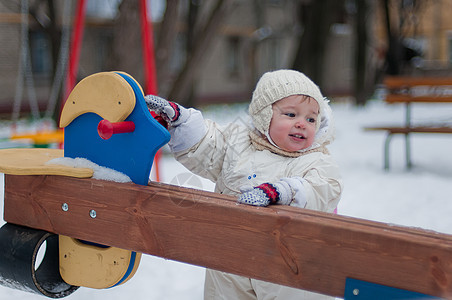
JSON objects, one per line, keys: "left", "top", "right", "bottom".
{"left": 155, "top": 0, "right": 179, "bottom": 90}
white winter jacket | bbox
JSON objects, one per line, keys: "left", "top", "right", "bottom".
{"left": 169, "top": 107, "right": 342, "bottom": 212}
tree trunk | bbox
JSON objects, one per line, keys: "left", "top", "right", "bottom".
{"left": 107, "top": 1, "right": 144, "bottom": 84}
{"left": 155, "top": 0, "right": 179, "bottom": 94}
{"left": 292, "top": 0, "right": 342, "bottom": 88}
{"left": 354, "top": 0, "right": 368, "bottom": 106}
{"left": 382, "top": 0, "right": 401, "bottom": 75}
{"left": 167, "top": 0, "right": 235, "bottom": 104}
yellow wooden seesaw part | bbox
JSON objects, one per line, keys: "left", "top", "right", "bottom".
{"left": 59, "top": 236, "right": 141, "bottom": 289}
{"left": 59, "top": 71, "right": 137, "bottom": 128}
{"left": 0, "top": 71, "right": 143, "bottom": 290}
{"left": 0, "top": 148, "right": 92, "bottom": 178}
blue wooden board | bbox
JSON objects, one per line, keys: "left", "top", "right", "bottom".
{"left": 344, "top": 278, "right": 443, "bottom": 299}
{"left": 64, "top": 72, "right": 170, "bottom": 185}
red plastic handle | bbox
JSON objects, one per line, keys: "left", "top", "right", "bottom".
{"left": 98, "top": 120, "right": 135, "bottom": 140}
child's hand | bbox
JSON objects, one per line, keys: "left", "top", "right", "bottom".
{"left": 237, "top": 182, "right": 292, "bottom": 207}
{"left": 144, "top": 95, "right": 183, "bottom": 126}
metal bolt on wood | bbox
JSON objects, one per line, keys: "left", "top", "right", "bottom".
{"left": 89, "top": 210, "right": 97, "bottom": 219}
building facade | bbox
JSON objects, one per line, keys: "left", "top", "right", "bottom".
{"left": 1, "top": 0, "right": 452, "bottom": 118}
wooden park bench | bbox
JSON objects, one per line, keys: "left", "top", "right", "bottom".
{"left": 365, "top": 76, "right": 452, "bottom": 170}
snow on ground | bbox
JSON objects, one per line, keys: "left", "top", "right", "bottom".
{"left": 1, "top": 100, "right": 452, "bottom": 299}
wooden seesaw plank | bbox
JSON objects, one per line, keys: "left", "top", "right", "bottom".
{"left": 3, "top": 174, "right": 452, "bottom": 298}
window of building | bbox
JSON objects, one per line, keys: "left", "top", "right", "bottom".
{"left": 227, "top": 36, "right": 240, "bottom": 77}
{"left": 261, "top": 38, "right": 281, "bottom": 70}
{"left": 29, "top": 30, "right": 52, "bottom": 78}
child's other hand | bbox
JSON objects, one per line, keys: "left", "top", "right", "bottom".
{"left": 237, "top": 182, "right": 292, "bottom": 207}
{"left": 237, "top": 186, "right": 271, "bottom": 206}
{"left": 144, "top": 95, "right": 182, "bottom": 125}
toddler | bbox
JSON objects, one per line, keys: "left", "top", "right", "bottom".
{"left": 146, "top": 69, "right": 343, "bottom": 299}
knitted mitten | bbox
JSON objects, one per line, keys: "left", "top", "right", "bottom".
{"left": 238, "top": 181, "right": 292, "bottom": 207}
{"left": 145, "top": 95, "right": 186, "bottom": 126}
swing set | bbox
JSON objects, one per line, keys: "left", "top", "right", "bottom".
{"left": 9, "top": 0, "right": 71, "bottom": 147}
{"left": 7, "top": 0, "right": 163, "bottom": 180}
{"left": 8, "top": 2, "right": 154, "bottom": 137}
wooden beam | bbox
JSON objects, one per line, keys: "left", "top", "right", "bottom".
{"left": 364, "top": 126, "right": 452, "bottom": 134}
{"left": 386, "top": 94, "right": 452, "bottom": 103}
{"left": 3, "top": 175, "right": 452, "bottom": 298}
{"left": 384, "top": 76, "right": 452, "bottom": 88}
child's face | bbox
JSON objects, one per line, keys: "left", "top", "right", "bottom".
{"left": 268, "top": 95, "right": 319, "bottom": 152}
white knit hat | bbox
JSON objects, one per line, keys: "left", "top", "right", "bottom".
{"left": 249, "top": 69, "right": 325, "bottom": 135}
